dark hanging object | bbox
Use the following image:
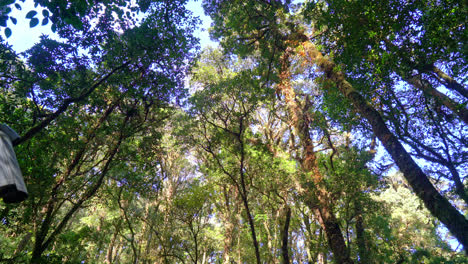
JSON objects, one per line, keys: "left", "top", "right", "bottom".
{"left": 0, "top": 124, "right": 28, "bottom": 203}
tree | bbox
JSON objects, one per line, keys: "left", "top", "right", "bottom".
{"left": 1, "top": 0, "right": 467, "bottom": 262}
{"left": 0, "top": 1, "right": 198, "bottom": 262}
{"left": 0, "top": 0, "right": 160, "bottom": 37}
{"left": 305, "top": 0, "right": 468, "bottom": 205}
{"left": 202, "top": 0, "right": 468, "bottom": 253}
{"left": 189, "top": 48, "right": 265, "bottom": 263}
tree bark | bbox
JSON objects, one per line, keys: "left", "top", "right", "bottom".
{"left": 355, "top": 199, "right": 370, "bottom": 264}
{"left": 107, "top": 219, "right": 122, "bottom": 264}
{"left": 240, "top": 189, "right": 261, "bottom": 264}
{"left": 237, "top": 119, "right": 261, "bottom": 264}
{"left": 278, "top": 48, "right": 354, "bottom": 264}
{"left": 281, "top": 207, "right": 291, "bottom": 264}
{"left": 223, "top": 220, "right": 234, "bottom": 264}
{"left": 302, "top": 213, "right": 318, "bottom": 263}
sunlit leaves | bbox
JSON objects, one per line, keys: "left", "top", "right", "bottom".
{"left": 1, "top": 0, "right": 466, "bottom": 262}
{"left": 0, "top": 1, "right": 199, "bottom": 263}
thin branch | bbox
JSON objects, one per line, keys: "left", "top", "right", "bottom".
{"left": 13, "top": 61, "right": 130, "bottom": 146}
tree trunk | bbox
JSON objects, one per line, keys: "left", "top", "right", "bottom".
{"left": 301, "top": 210, "right": 315, "bottom": 263}
{"left": 237, "top": 226, "right": 242, "bottom": 264}
{"left": 203, "top": 113, "right": 261, "bottom": 263}
{"left": 221, "top": 185, "right": 239, "bottom": 264}
{"left": 355, "top": 199, "right": 370, "bottom": 264}
{"left": 281, "top": 207, "right": 291, "bottom": 264}
{"left": 237, "top": 120, "right": 261, "bottom": 264}
{"left": 223, "top": 217, "right": 234, "bottom": 264}
{"left": 308, "top": 43, "right": 468, "bottom": 252}
{"left": 278, "top": 48, "right": 354, "bottom": 264}
{"left": 240, "top": 192, "right": 261, "bottom": 264}
{"left": 107, "top": 220, "right": 122, "bottom": 264}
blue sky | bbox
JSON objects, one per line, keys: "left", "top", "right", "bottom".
{"left": 2, "top": 0, "right": 217, "bottom": 53}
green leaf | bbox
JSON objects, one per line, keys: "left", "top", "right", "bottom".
{"left": 10, "top": 16, "right": 16, "bottom": 25}
{"left": 0, "top": 16, "right": 7, "bottom": 27}
{"left": 51, "top": 24, "right": 57, "bottom": 33}
{"left": 29, "top": 17, "right": 39, "bottom": 27}
{"left": 42, "top": 17, "right": 48, "bottom": 26}
{"left": 64, "top": 16, "right": 83, "bottom": 30}
{"left": 42, "top": 10, "right": 49, "bottom": 17}
{"left": 26, "top": 10, "right": 37, "bottom": 19}
{"left": 14, "top": 3, "right": 21, "bottom": 10}
{"left": 76, "top": 0, "right": 88, "bottom": 16}
{"left": 4, "top": 27, "right": 12, "bottom": 38}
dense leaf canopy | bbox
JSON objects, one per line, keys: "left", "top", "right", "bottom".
{"left": 0, "top": 0, "right": 466, "bottom": 263}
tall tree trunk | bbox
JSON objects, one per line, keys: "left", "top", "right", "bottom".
{"left": 107, "top": 220, "right": 122, "bottom": 264}
{"left": 203, "top": 114, "right": 261, "bottom": 263}
{"left": 319, "top": 228, "right": 328, "bottom": 264}
{"left": 240, "top": 191, "right": 261, "bottom": 264}
{"left": 142, "top": 202, "right": 155, "bottom": 264}
{"left": 278, "top": 48, "right": 354, "bottom": 264}
{"left": 281, "top": 207, "right": 291, "bottom": 264}
{"left": 303, "top": 214, "right": 318, "bottom": 264}
{"left": 263, "top": 217, "right": 274, "bottom": 263}
{"left": 318, "top": 252, "right": 327, "bottom": 264}
{"left": 201, "top": 250, "right": 207, "bottom": 264}
{"left": 305, "top": 42, "right": 468, "bottom": 252}
{"left": 355, "top": 199, "right": 370, "bottom": 264}
{"left": 223, "top": 220, "right": 234, "bottom": 264}
{"left": 221, "top": 185, "right": 239, "bottom": 264}
{"left": 237, "top": 224, "right": 242, "bottom": 264}
{"left": 238, "top": 124, "right": 261, "bottom": 264}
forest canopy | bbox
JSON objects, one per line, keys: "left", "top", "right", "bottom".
{"left": 0, "top": 0, "right": 467, "bottom": 263}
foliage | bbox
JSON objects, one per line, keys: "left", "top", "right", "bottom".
{"left": 0, "top": 0, "right": 467, "bottom": 263}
